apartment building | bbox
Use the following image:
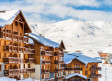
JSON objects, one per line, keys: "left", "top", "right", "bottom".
{"left": 28, "top": 33, "right": 65, "bottom": 81}
{"left": 99, "top": 52, "right": 112, "bottom": 64}
{"left": 63, "top": 52, "right": 102, "bottom": 81}
{"left": 0, "top": 10, "right": 35, "bottom": 80}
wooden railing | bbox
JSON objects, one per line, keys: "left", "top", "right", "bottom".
{"left": 42, "top": 60, "right": 51, "bottom": 64}
{"left": 41, "top": 69, "right": 50, "bottom": 74}
{"left": 64, "top": 67, "right": 82, "bottom": 70}
{"left": 24, "top": 48, "right": 35, "bottom": 54}
{"left": 90, "top": 67, "right": 101, "bottom": 71}
{"left": 25, "top": 58, "right": 35, "bottom": 63}
{"left": 3, "top": 57, "right": 23, "bottom": 64}
{"left": 90, "top": 74, "right": 101, "bottom": 77}
{"left": 41, "top": 51, "right": 53, "bottom": 56}
{"left": 4, "top": 68, "right": 35, "bottom": 76}
{"left": 3, "top": 45, "right": 34, "bottom": 54}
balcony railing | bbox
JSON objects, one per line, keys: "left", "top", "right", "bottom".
{"left": 58, "top": 60, "right": 64, "bottom": 64}
{"left": 41, "top": 69, "right": 50, "bottom": 74}
{"left": 64, "top": 67, "right": 82, "bottom": 71}
{"left": 55, "top": 68, "right": 63, "bottom": 72}
{"left": 3, "top": 57, "right": 23, "bottom": 64}
{"left": 3, "top": 45, "right": 34, "bottom": 54}
{"left": 4, "top": 68, "right": 35, "bottom": 76}
{"left": 58, "top": 52, "right": 63, "bottom": 56}
{"left": 27, "top": 68, "right": 35, "bottom": 73}
{"left": 41, "top": 51, "right": 53, "bottom": 56}
{"left": 90, "top": 74, "right": 101, "bottom": 77}
{"left": 42, "top": 60, "right": 51, "bottom": 64}
{"left": 90, "top": 67, "right": 101, "bottom": 71}
{"left": 0, "top": 31, "right": 12, "bottom": 40}
{"left": 24, "top": 48, "right": 35, "bottom": 54}
{"left": 25, "top": 58, "right": 35, "bottom": 63}
{"left": 4, "top": 69, "right": 20, "bottom": 76}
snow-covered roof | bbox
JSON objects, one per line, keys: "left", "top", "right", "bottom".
{"left": 0, "top": 10, "right": 20, "bottom": 27}
{"left": 64, "top": 52, "right": 102, "bottom": 65}
{"left": 29, "top": 33, "right": 59, "bottom": 48}
{"left": 65, "top": 73, "right": 87, "bottom": 79}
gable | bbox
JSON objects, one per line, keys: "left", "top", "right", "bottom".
{"left": 59, "top": 40, "right": 65, "bottom": 49}
{"left": 13, "top": 11, "right": 31, "bottom": 33}
{"left": 71, "top": 58, "right": 85, "bottom": 65}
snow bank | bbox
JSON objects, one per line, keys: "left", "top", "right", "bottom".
{"left": 18, "top": 78, "right": 38, "bottom": 81}
{"left": 0, "top": 77, "right": 16, "bottom": 81}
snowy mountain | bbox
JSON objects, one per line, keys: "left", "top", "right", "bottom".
{"left": 30, "top": 19, "right": 112, "bottom": 57}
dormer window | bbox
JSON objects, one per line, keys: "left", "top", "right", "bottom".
{"left": 15, "top": 21, "right": 18, "bottom": 26}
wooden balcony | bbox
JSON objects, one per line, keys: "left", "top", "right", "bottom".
{"left": 3, "top": 57, "right": 23, "bottom": 64}
{"left": 64, "top": 67, "right": 82, "bottom": 71}
{"left": 42, "top": 60, "right": 51, "bottom": 64}
{"left": 90, "top": 74, "right": 101, "bottom": 77}
{"left": 13, "top": 34, "right": 18, "bottom": 41}
{"left": 4, "top": 69, "right": 20, "bottom": 76}
{"left": 0, "top": 31, "right": 12, "bottom": 39}
{"left": 4, "top": 68, "right": 35, "bottom": 76}
{"left": 24, "top": 48, "right": 35, "bottom": 54}
{"left": 58, "top": 60, "right": 64, "bottom": 64}
{"left": 3, "top": 45, "right": 12, "bottom": 52}
{"left": 25, "top": 58, "right": 35, "bottom": 63}
{"left": 24, "top": 36, "right": 28, "bottom": 43}
{"left": 41, "top": 51, "right": 53, "bottom": 56}
{"left": 90, "top": 67, "right": 101, "bottom": 71}
{"left": 27, "top": 68, "right": 35, "bottom": 73}
{"left": 41, "top": 69, "right": 50, "bottom": 74}
{"left": 55, "top": 68, "right": 63, "bottom": 72}
{"left": 59, "top": 52, "right": 63, "bottom": 57}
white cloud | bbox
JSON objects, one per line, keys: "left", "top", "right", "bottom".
{"left": 0, "top": 0, "right": 112, "bottom": 23}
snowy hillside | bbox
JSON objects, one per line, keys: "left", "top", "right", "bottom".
{"left": 30, "top": 19, "right": 112, "bottom": 57}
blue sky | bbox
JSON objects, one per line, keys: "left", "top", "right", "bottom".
{"left": 0, "top": 0, "right": 112, "bottom": 23}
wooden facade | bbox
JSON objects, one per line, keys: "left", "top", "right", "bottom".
{"left": 29, "top": 39, "right": 65, "bottom": 81}
{"left": 63, "top": 58, "right": 101, "bottom": 81}
{"left": 0, "top": 10, "right": 35, "bottom": 80}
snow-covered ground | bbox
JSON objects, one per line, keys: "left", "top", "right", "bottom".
{"left": 99, "top": 64, "right": 112, "bottom": 81}
{"left": 0, "top": 78, "right": 38, "bottom": 81}
{"left": 18, "top": 78, "right": 38, "bottom": 81}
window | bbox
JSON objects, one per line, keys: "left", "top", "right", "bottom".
{"left": 4, "top": 53, "right": 6, "bottom": 57}
{"left": 0, "top": 65, "right": 1, "bottom": 71}
{"left": 15, "top": 21, "right": 18, "bottom": 26}
{"left": 28, "top": 64, "right": 30, "bottom": 68}
{"left": 5, "top": 65, "right": 6, "bottom": 69}
{"left": 4, "top": 41, "right": 6, "bottom": 45}
{"left": 85, "top": 71, "right": 88, "bottom": 75}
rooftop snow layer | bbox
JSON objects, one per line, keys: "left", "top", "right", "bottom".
{"left": 65, "top": 73, "right": 87, "bottom": 79}
{"left": 29, "top": 33, "right": 59, "bottom": 48}
{"left": 64, "top": 52, "right": 102, "bottom": 64}
{"left": 0, "top": 10, "right": 20, "bottom": 27}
